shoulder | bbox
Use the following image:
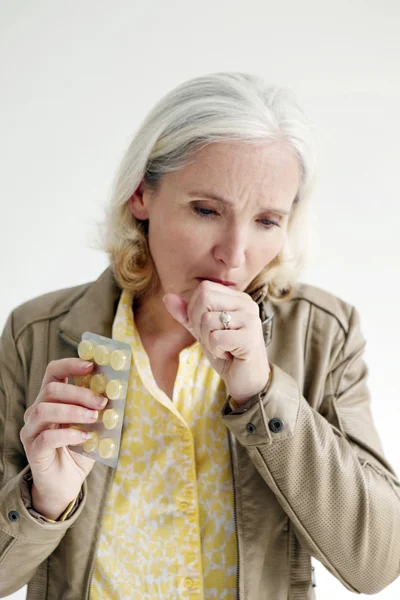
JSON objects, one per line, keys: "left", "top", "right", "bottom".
{"left": 277, "top": 282, "right": 355, "bottom": 336}
{"left": 10, "top": 281, "right": 93, "bottom": 341}
{"left": 7, "top": 267, "right": 120, "bottom": 344}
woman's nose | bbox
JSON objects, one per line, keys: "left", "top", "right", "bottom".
{"left": 212, "top": 231, "right": 246, "bottom": 269}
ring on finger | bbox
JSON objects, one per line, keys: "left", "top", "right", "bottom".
{"left": 220, "top": 311, "right": 232, "bottom": 330}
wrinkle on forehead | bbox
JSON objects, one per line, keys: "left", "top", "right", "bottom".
{"left": 175, "top": 140, "right": 301, "bottom": 212}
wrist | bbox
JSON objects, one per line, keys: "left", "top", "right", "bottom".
{"left": 229, "top": 368, "right": 272, "bottom": 410}
{"left": 31, "top": 483, "right": 73, "bottom": 521}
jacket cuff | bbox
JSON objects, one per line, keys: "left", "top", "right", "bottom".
{"left": 220, "top": 363, "right": 301, "bottom": 445}
{"left": 0, "top": 465, "right": 87, "bottom": 542}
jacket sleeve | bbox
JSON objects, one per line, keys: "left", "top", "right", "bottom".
{"left": 0, "top": 311, "right": 87, "bottom": 597}
{"left": 220, "top": 305, "right": 400, "bottom": 595}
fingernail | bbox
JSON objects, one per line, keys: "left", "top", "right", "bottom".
{"left": 96, "top": 397, "right": 108, "bottom": 408}
{"left": 82, "top": 362, "right": 93, "bottom": 369}
{"left": 162, "top": 295, "right": 167, "bottom": 303}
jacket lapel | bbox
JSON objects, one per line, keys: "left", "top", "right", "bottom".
{"left": 58, "top": 267, "right": 121, "bottom": 348}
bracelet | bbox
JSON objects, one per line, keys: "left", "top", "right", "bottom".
{"left": 47, "top": 496, "right": 80, "bottom": 523}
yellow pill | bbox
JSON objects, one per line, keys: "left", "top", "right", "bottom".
{"left": 82, "top": 432, "right": 98, "bottom": 453}
{"left": 110, "top": 349, "right": 130, "bottom": 371}
{"left": 106, "top": 379, "right": 126, "bottom": 401}
{"left": 78, "top": 340, "right": 95, "bottom": 361}
{"left": 98, "top": 437, "right": 117, "bottom": 459}
{"left": 74, "top": 374, "right": 92, "bottom": 388}
{"left": 93, "top": 345, "right": 111, "bottom": 366}
{"left": 90, "top": 373, "right": 107, "bottom": 394}
{"left": 103, "top": 409, "right": 120, "bottom": 430}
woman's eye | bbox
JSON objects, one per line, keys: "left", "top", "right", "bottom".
{"left": 193, "top": 206, "right": 218, "bottom": 218}
{"left": 259, "top": 219, "right": 279, "bottom": 229}
{"left": 193, "top": 206, "right": 278, "bottom": 229}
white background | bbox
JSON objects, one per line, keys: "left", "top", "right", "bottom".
{"left": 1, "top": 1, "right": 399, "bottom": 598}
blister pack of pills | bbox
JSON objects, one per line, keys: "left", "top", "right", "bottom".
{"left": 68, "top": 331, "right": 132, "bottom": 467}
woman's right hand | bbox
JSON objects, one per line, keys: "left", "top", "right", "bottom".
{"left": 20, "top": 358, "right": 108, "bottom": 520}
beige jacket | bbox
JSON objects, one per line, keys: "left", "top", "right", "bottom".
{"left": 0, "top": 268, "right": 399, "bottom": 600}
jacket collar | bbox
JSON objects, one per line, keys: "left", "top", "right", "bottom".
{"left": 58, "top": 267, "right": 274, "bottom": 348}
{"left": 251, "top": 287, "right": 274, "bottom": 348}
{"left": 58, "top": 267, "right": 121, "bottom": 348}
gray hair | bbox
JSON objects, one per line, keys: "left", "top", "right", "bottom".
{"left": 102, "top": 72, "right": 317, "bottom": 302}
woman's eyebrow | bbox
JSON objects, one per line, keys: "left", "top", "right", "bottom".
{"left": 187, "top": 190, "right": 292, "bottom": 216}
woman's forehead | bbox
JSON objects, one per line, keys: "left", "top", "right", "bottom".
{"left": 163, "top": 141, "right": 300, "bottom": 207}
{"left": 189, "top": 140, "right": 296, "bottom": 168}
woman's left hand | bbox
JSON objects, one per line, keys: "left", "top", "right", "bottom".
{"left": 163, "top": 280, "right": 270, "bottom": 403}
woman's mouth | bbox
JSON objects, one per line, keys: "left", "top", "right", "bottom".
{"left": 196, "top": 277, "right": 236, "bottom": 287}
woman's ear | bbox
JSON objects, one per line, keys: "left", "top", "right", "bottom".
{"left": 128, "top": 179, "right": 150, "bottom": 220}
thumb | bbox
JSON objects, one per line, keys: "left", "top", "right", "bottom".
{"left": 162, "top": 293, "right": 190, "bottom": 328}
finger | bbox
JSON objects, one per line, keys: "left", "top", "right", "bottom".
{"left": 193, "top": 279, "right": 245, "bottom": 302}
{"left": 163, "top": 294, "right": 190, "bottom": 327}
{"left": 187, "top": 280, "right": 237, "bottom": 326}
{"left": 31, "top": 427, "right": 95, "bottom": 459}
{"left": 162, "top": 293, "right": 200, "bottom": 343}
{"left": 24, "top": 383, "right": 106, "bottom": 425}
{"left": 209, "top": 328, "right": 254, "bottom": 360}
{"left": 188, "top": 282, "right": 254, "bottom": 336}
{"left": 41, "top": 358, "right": 94, "bottom": 390}
{"left": 200, "top": 310, "right": 243, "bottom": 336}
{"left": 40, "top": 381, "right": 107, "bottom": 410}
{"left": 199, "top": 310, "right": 238, "bottom": 354}
{"left": 23, "top": 402, "right": 99, "bottom": 442}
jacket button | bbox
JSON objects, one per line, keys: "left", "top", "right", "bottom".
{"left": 8, "top": 510, "right": 19, "bottom": 522}
{"left": 269, "top": 418, "right": 284, "bottom": 433}
{"left": 246, "top": 423, "right": 256, "bottom": 434}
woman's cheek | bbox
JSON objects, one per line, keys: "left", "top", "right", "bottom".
{"left": 255, "top": 230, "right": 285, "bottom": 266}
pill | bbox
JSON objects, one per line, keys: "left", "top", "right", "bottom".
{"left": 78, "top": 340, "right": 95, "bottom": 361}
{"left": 110, "top": 349, "right": 130, "bottom": 371}
{"left": 106, "top": 379, "right": 126, "bottom": 401}
{"left": 98, "top": 437, "right": 117, "bottom": 459}
{"left": 90, "top": 373, "right": 107, "bottom": 394}
{"left": 103, "top": 409, "right": 120, "bottom": 430}
{"left": 74, "top": 374, "right": 92, "bottom": 388}
{"left": 82, "top": 432, "right": 98, "bottom": 452}
{"left": 93, "top": 345, "right": 111, "bottom": 366}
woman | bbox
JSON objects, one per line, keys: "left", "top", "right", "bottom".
{"left": 0, "top": 73, "right": 399, "bottom": 600}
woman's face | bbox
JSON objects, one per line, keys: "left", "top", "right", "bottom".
{"left": 130, "top": 141, "right": 300, "bottom": 301}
